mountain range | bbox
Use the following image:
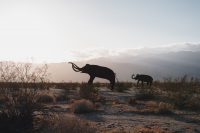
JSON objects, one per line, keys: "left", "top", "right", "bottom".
{"left": 47, "top": 44, "right": 200, "bottom": 82}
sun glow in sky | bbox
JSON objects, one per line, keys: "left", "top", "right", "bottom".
{"left": 0, "top": 0, "right": 200, "bottom": 62}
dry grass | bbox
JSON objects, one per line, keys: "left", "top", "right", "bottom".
{"left": 132, "top": 126, "right": 170, "bottom": 133}
{"left": 36, "top": 114, "right": 96, "bottom": 133}
{"left": 71, "top": 99, "right": 96, "bottom": 114}
{"left": 125, "top": 101, "right": 174, "bottom": 115}
{"left": 103, "top": 126, "right": 169, "bottom": 133}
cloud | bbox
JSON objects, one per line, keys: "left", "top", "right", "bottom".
{"left": 69, "top": 43, "right": 200, "bottom": 61}
{"left": 68, "top": 48, "right": 120, "bottom": 61}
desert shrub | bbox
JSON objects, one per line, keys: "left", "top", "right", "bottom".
{"left": 37, "top": 94, "right": 54, "bottom": 103}
{"left": 167, "top": 91, "right": 192, "bottom": 109}
{"left": 114, "top": 82, "right": 132, "bottom": 92}
{"left": 128, "top": 98, "right": 136, "bottom": 105}
{"left": 71, "top": 99, "right": 96, "bottom": 114}
{"left": 145, "top": 76, "right": 200, "bottom": 111}
{"left": 0, "top": 62, "right": 51, "bottom": 132}
{"left": 79, "top": 83, "right": 99, "bottom": 101}
{"left": 0, "top": 62, "right": 49, "bottom": 83}
{"left": 185, "top": 95, "right": 200, "bottom": 110}
{"left": 0, "top": 89, "right": 46, "bottom": 133}
{"left": 135, "top": 88, "right": 156, "bottom": 100}
{"left": 156, "top": 102, "right": 174, "bottom": 114}
{"left": 55, "top": 94, "right": 69, "bottom": 102}
{"left": 0, "top": 94, "right": 9, "bottom": 105}
{"left": 38, "top": 114, "right": 96, "bottom": 133}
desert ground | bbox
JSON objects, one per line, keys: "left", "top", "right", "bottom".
{"left": 42, "top": 82, "right": 200, "bottom": 133}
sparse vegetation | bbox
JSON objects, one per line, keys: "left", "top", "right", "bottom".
{"left": 115, "top": 82, "right": 133, "bottom": 92}
{"left": 134, "top": 88, "right": 156, "bottom": 100}
{"left": 154, "top": 75, "right": 200, "bottom": 110}
{"left": 55, "top": 94, "right": 69, "bottom": 102}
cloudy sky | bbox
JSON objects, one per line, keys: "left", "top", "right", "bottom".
{"left": 0, "top": 0, "right": 200, "bottom": 62}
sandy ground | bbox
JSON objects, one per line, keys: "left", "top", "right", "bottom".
{"left": 49, "top": 88, "right": 200, "bottom": 133}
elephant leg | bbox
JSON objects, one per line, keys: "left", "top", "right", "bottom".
{"left": 88, "top": 76, "right": 95, "bottom": 84}
{"left": 137, "top": 80, "right": 139, "bottom": 87}
{"left": 150, "top": 81, "right": 152, "bottom": 87}
{"left": 110, "top": 78, "right": 115, "bottom": 90}
{"left": 142, "top": 81, "right": 144, "bottom": 86}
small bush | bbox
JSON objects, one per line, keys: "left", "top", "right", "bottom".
{"left": 157, "top": 102, "right": 174, "bottom": 114}
{"left": 128, "top": 98, "right": 136, "bottom": 105}
{"left": 167, "top": 91, "right": 191, "bottom": 109}
{"left": 71, "top": 99, "right": 95, "bottom": 114}
{"left": 37, "top": 94, "right": 54, "bottom": 103}
{"left": 0, "top": 95, "right": 9, "bottom": 105}
{"left": 0, "top": 89, "right": 45, "bottom": 133}
{"left": 39, "top": 114, "right": 96, "bottom": 133}
{"left": 185, "top": 96, "right": 200, "bottom": 110}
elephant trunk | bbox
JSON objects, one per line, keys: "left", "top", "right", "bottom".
{"left": 68, "top": 62, "right": 82, "bottom": 72}
{"left": 131, "top": 74, "right": 136, "bottom": 79}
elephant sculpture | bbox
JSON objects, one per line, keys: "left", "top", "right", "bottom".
{"left": 132, "top": 74, "right": 153, "bottom": 87}
{"left": 69, "top": 62, "right": 115, "bottom": 90}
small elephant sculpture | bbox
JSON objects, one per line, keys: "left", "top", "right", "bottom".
{"left": 132, "top": 74, "right": 153, "bottom": 87}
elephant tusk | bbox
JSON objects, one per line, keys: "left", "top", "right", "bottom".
{"left": 69, "top": 62, "right": 81, "bottom": 72}
{"left": 68, "top": 62, "right": 80, "bottom": 69}
{"left": 72, "top": 66, "right": 81, "bottom": 72}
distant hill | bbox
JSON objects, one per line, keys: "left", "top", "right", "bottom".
{"left": 47, "top": 51, "right": 200, "bottom": 82}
